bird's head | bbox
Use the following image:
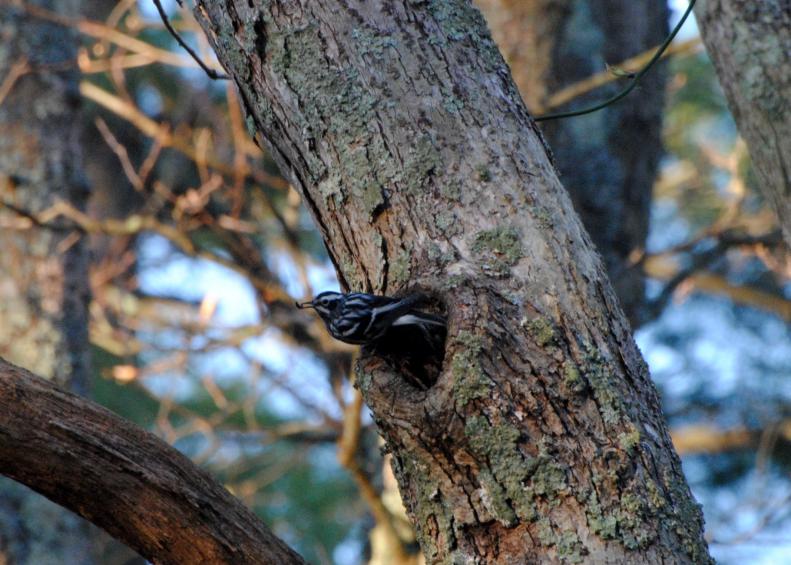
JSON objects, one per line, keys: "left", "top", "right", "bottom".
{"left": 295, "top": 291, "right": 344, "bottom": 320}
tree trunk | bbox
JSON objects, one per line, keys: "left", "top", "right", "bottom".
{"left": 0, "top": 2, "right": 96, "bottom": 562}
{"left": 476, "top": 0, "right": 669, "bottom": 326}
{"left": 695, "top": 0, "right": 791, "bottom": 248}
{"left": 194, "top": 1, "right": 711, "bottom": 563}
{"left": 0, "top": 3, "right": 90, "bottom": 392}
{"left": 0, "top": 357, "right": 306, "bottom": 565}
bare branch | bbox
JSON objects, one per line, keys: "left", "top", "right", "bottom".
{"left": 0, "top": 357, "right": 305, "bottom": 565}
{"left": 150, "top": 0, "right": 229, "bottom": 80}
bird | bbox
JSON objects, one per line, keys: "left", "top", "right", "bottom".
{"left": 295, "top": 291, "right": 446, "bottom": 348}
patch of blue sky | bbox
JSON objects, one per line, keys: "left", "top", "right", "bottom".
{"left": 670, "top": 0, "right": 700, "bottom": 40}
{"left": 139, "top": 369, "right": 195, "bottom": 402}
{"left": 266, "top": 249, "right": 339, "bottom": 299}
{"left": 136, "top": 84, "right": 164, "bottom": 117}
{"left": 637, "top": 294, "right": 791, "bottom": 421}
{"left": 138, "top": 234, "right": 260, "bottom": 326}
{"left": 694, "top": 468, "right": 791, "bottom": 564}
{"left": 646, "top": 199, "right": 692, "bottom": 253}
{"left": 138, "top": 235, "right": 344, "bottom": 421}
{"left": 307, "top": 261, "right": 341, "bottom": 294}
{"left": 333, "top": 538, "right": 363, "bottom": 565}
{"left": 243, "top": 333, "right": 342, "bottom": 420}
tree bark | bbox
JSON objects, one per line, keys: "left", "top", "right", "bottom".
{"left": 476, "top": 0, "right": 669, "bottom": 326}
{"left": 0, "top": 357, "right": 305, "bottom": 565}
{"left": 194, "top": 1, "right": 711, "bottom": 563}
{"left": 695, "top": 0, "right": 791, "bottom": 248}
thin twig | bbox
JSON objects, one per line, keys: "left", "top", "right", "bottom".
{"left": 535, "top": 0, "right": 697, "bottom": 121}
{"left": 79, "top": 81, "right": 288, "bottom": 189}
{"left": 94, "top": 117, "right": 145, "bottom": 191}
{"left": 0, "top": 59, "right": 30, "bottom": 108}
{"left": 150, "top": 0, "right": 229, "bottom": 80}
{"left": 22, "top": 3, "right": 194, "bottom": 69}
{"left": 538, "top": 37, "right": 701, "bottom": 114}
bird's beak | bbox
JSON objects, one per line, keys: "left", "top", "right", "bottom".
{"left": 295, "top": 300, "right": 314, "bottom": 309}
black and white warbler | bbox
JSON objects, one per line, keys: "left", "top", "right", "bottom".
{"left": 296, "top": 291, "right": 446, "bottom": 348}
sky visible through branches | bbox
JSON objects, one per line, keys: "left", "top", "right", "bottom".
{"left": 2, "top": 0, "right": 789, "bottom": 563}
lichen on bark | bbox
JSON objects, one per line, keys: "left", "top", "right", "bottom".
{"left": 194, "top": 1, "right": 713, "bottom": 562}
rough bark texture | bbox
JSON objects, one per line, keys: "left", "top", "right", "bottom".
{"left": 476, "top": 0, "right": 669, "bottom": 326}
{"left": 0, "top": 358, "right": 306, "bottom": 565}
{"left": 0, "top": 2, "right": 96, "bottom": 562}
{"left": 194, "top": 2, "right": 711, "bottom": 563}
{"left": 0, "top": 1, "right": 91, "bottom": 394}
{"left": 695, "top": 0, "right": 791, "bottom": 248}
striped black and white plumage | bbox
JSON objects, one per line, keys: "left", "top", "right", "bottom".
{"left": 296, "top": 291, "right": 446, "bottom": 348}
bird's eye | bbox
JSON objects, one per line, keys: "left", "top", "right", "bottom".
{"left": 321, "top": 299, "right": 328, "bottom": 306}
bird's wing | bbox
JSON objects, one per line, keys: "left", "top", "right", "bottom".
{"left": 364, "top": 294, "right": 426, "bottom": 337}
{"left": 391, "top": 313, "right": 446, "bottom": 327}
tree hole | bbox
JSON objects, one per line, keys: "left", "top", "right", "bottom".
{"left": 364, "top": 292, "right": 447, "bottom": 390}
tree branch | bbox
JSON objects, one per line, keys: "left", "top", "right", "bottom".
{"left": 0, "top": 357, "right": 305, "bottom": 565}
{"left": 150, "top": 0, "right": 229, "bottom": 80}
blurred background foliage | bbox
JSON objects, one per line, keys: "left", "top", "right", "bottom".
{"left": 1, "top": 0, "right": 789, "bottom": 563}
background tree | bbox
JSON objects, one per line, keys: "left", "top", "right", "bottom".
{"left": 694, "top": 0, "right": 791, "bottom": 248}
{"left": 0, "top": 2, "right": 108, "bottom": 563}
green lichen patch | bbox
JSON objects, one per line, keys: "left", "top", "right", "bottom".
{"left": 531, "top": 205, "right": 554, "bottom": 230}
{"left": 617, "top": 492, "right": 655, "bottom": 550}
{"left": 525, "top": 458, "right": 568, "bottom": 499}
{"left": 536, "top": 520, "right": 585, "bottom": 563}
{"left": 562, "top": 361, "right": 587, "bottom": 394}
{"left": 583, "top": 487, "right": 656, "bottom": 551}
{"left": 354, "top": 367, "right": 374, "bottom": 393}
{"left": 440, "top": 179, "right": 461, "bottom": 201}
{"left": 662, "top": 469, "right": 712, "bottom": 564}
{"left": 427, "top": 242, "right": 456, "bottom": 265}
{"left": 465, "top": 415, "right": 527, "bottom": 523}
{"left": 391, "top": 455, "right": 455, "bottom": 563}
{"left": 270, "top": 24, "right": 394, "bottom": 217}
{"left": 441, "top": 273, "right": 468, "bottom": 291}
{"left": 556, "top": 530, "right": 585, "bottom": 564}
{"left": 644, "top": 478, "right": 666, "bottom": 511}
{"left": 434, "top": 210, "right": 460, "bottom": 235}
{"left": 617, "top": 426, "right": 641, "bottom": 455}
{"left": 244, "top": 114, "right": 257, "bottom": 138}
{"left": 389, "top": 250, "right": 411, "bottom": 287}
{"left": 536, "top": 517, "right": 555, "bottom": 546}
{"left": 475, "top": 164, "right": 491, "bottom": 183}
{"left": 402, "top": 134, "right": 443, "bottom": 195}
{"left": 443, "top": 95, "right": 464, "bottom": 114}
{"left": 471, "top": 226, "right": 523, "bottom": 276}
{"left": 585, "top": 491, "right": 617, "bottom": 539}
{"left": 450, "top": 331, "right": 491, "bottom": 407}
{"left": 464, "top": 415, "right": 571, "bottom": 526}
{"left": 336, "top": 138, "right": 387, "bottom": 217}
{"left": 340, "top": 255, "right": 363, "bottom": 290}
{"left": 588, "top": 508, "right": 618, "bottom": 539}
{"left": 477, "top": 469, "right": 517, "bottom": 526}
{"left": 522, "top": 317, "right": 556, "bottom": 347}
{"left": 581, "top": 343, "right": 627, "bottom": 426}
{"left": 424, "top": 0, "right": 504, "bottom": 71}
{"left": 351, "top": 27, "right": 398, "bottom": 59}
